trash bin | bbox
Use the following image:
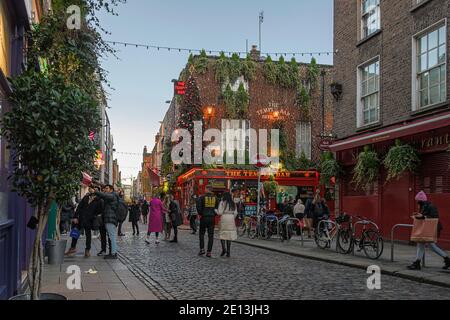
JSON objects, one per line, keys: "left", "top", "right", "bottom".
{"left": 45, "top": 239, "right": 67, "bottom": 265}
{"left": 9, "top": 293, "right": 67, "bottom": 300}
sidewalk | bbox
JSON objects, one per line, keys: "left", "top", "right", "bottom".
{"left": 41, "top": 234, "right": 159, "bottom": 300}
{"left": 233, "top": 234, "right": 450, "bottom": 288}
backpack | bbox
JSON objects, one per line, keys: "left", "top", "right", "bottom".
{"left": 116, "top": 195, "right": 128, "bottom": 223}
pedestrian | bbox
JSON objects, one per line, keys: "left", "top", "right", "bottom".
{"left": 94, "top": 185, "right": 119, "bottom": 260}
{"left": 303, "top": 191, "right": 315, "bottom": 238}
{"left": 312, "top": 193, "right": 330, "bottom": 232}
{"left": 293, "top": 199, "right": 305, "bottom": 236}
{"left": 141, "top": 200, "right": 149, "bottom": 225}
{"left": 168, "top": 195, "right": 183, "bottom": 243}
{"left": 60, "top": 201, "right": 75, "bottom": 235}
{"left": 129, "top": 200, "right": 141, "bottom": 236}
{"left": 217, "top": 191, "right": 238, "bottom": 258}
{"left": 407, "top": 191, "right": 450, "bottom": 271}
{"left": 117, "top": 190, "right": 126, "bottom": 237}
{"left": 146, "top": 192, "right": 167, "bottom": 245}
{"left": 65, "top": 186, "right": 103, "bottom": 258}
{"left": 197, "top": 185, "right": 218, "bottom": 258}
{"left": 187, "top": 196, "right": 198, "bottom": 235}
{"left": 163, "top": 195, "right": 172, "bottom": 241}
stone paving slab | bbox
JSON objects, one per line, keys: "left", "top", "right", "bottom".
{"left": 41, "top": 229, "right": 159, "bottom": 301}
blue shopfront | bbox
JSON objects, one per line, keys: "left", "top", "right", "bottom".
{"left": 0, "top": 0, "right": 34, "bottom": 299}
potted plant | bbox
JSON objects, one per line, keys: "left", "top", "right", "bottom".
{"left": 319, "top": 151, "right": 341, "bottom": 187}
{"left": 352, "top": 146, "right": 380, "bottom": 191}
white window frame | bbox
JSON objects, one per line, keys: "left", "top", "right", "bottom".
{"left": 412, "top": 19, "right": 447, "bottom": 111}
{"left": 356, "top": 56, "right": 381, "bottom": 128}
{"left": 361, "top": 0, "right": 381, "bottom": 39}
{"left": 296, "top": 122, "right": 312, "bottom": 160}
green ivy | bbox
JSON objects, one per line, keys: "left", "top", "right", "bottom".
{"left": 383, "top": 140, "right": 421, "bottom": 181}
{"left": 221, "top": 83, "right": 249, "bottom": 119}
{"left": 296, "top": 85, "right": 310, "bottom": 108}
{"left": 215, "top": 52, "right": 230, "bottom": 84}
{"left": 263, "top": 55, "right": 277, "bottom": 84}
{"left": 241, "top": 54, "right": 257, "bottom": 81}
{"left": 229, "top": 53, "right": 242, "bottom": 84}
{"left": 193, "top": 49, "right": 209, "bottom": 74}
{"left": 308, "top": 57, "right": 320, "bottom": 88}
{"left": 352, "top": 146, "right": 380, "bottom": 191}
{"left": 222, "top": 84, "right": 236, "bottom": 118}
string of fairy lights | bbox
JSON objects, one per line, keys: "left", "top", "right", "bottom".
{"left": 106, "top": 40, "right": 337, "bottom": 58}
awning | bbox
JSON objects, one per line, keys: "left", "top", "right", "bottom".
{"left": 330, "top": 111, "right": 450, "bottom": 152}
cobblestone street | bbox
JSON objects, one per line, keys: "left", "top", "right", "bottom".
{"left": 115, "top": 227, "right": 450, "bottom": 300}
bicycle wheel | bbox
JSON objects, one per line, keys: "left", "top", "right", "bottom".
{"left": 237, "top": 223, "right": 247, "bottom": 237}
{"left": 337, "top": 228, "right": 353, "bottom": 254}
{"left": 314, "top": 226, "right": 330, "bottom": 250}
{"left": 362, "top": 230, "right": 384, "bottom": 260}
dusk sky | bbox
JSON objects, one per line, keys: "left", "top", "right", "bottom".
{"left": 99, "top": 0, "right": 334, "bottom": 183}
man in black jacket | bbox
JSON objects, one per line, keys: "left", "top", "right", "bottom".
{"left": 94, "top": 185, "right": 119, "bottom": 260}
{"left": 197, "top": 186, "right": 218, "bottom": 257}
{"left": 65, "top": 187, "right": 103, "bottom": 258}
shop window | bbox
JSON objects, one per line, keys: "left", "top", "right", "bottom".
{"left": 416, "top": 152, "right": 450, "bottom": 194}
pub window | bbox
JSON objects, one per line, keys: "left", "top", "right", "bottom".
{"left": 296, "top": 122, "right": 312, "bottom": 160}
{"left": 357, "top": 58, "right": 380, "bottom": 127}
{"left": 414, "top": 23, "right": 446, "bottom": 109}
{"left": 361, "top": 0, "right": 381, "bottom": 39}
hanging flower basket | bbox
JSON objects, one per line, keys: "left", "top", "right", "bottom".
{"left": 383, "top": 140, "right": 421, "bottom": 182}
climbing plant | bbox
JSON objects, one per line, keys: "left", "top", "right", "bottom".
{"left": 221, "top": 83, "right": 249, "bottom": 119}
{"left": 215, "top": 52, "right": 230, "bottom": 84}
{"left": 308, "top": 57, "right": 320, "bottom": 88}
{"left": 263, "top": 55, "right": 277, "bottom": 84}
{"left": 193, "top": 49, "right": 209, "bottom": 74}
{"left": 352, "top": 146, "right": 380, "bottom": 191}
{"left": 241, "top": 54, "right": 257, "bottom": 81}
{"left": 319, "top": 152, "right": 341, "bottom": 187}
{"left": 383, "top": 140, "right": 421, "bottom": 182}
{"left": 295, "top": 85, "right": 310, "bottom": 109}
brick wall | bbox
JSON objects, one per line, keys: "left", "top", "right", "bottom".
{"left": 334, "top": 0, "right": 450, "bottom": 140}
{"left": 179, "top": 59, "right": 334, "bottom": 164}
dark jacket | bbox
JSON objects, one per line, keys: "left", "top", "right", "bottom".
{"left": 304, "top": 196, "right": 314, "bottom": 219}
{"left": 141, "top": 201, "right": 149, "bottom": 216}
{"left": 74, "top": 195, "right": 103, "bottom": 228}
{"left": 95, "top": 191, "right": 119, "bottom": 226}
{"left": 61, "top": 203, "right": 75, "bottom": 222}
{"left": 169, "top": 200, "right": 183, "bottom": 227}
{"left": 197, "top": 193, "right": 218, "bottom": 218}
{"left": 129, "top": 204, "right": 141, "bottom": 222}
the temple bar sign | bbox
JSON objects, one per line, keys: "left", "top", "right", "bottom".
{"left": 256, "top": 102, "right": 292, "bottom": 120}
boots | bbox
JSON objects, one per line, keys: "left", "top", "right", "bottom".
{"left": 444, "top": 257, "right": 450, "bottom": 270}
{"left": 407, "top": 260, "right": 421, "bottom": 270}
{"left": 84, "top": 249, "right": 90, "bottom": 258}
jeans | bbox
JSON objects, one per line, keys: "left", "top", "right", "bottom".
{"left": 416, "top": 243, "right": 448, "bottom": 261}
{"left": 99, "top": 225, "right": 111, "bottom": 254}
{"left": 189, "top": 215, "right": 198, "bottom": 233}
{"left": 199, "top": 216, "right": 215, "bottom": 252}
{"left": 132, "top": 221, "right": 139, "bottom": 234}
{"left": 71, "top": 226, "right": 92, "bottom": 250}
{"left": 105, "top": 223, "right": 118, "bottom": 255}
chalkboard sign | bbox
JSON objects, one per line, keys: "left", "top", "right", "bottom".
{"left": 245, "top": 204, "right": 257, "bottom": 216}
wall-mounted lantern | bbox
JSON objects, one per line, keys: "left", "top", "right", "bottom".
{"left": 330, "top": 82, "right": 343, "bottom": 101}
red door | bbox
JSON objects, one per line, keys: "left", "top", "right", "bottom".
{"left": 380, "top": 170, "right": 414, "bottom": 241}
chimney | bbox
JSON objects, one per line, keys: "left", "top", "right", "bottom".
{"left": 250, "top": 45, "right": 261, "bottom": 61}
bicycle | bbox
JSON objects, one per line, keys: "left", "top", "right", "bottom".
{"left": 314, "top": 213, "right": 350, "bottom": 252}
{"left": 237, "top": 215, "right": 257, "bottom": 238}
{"left": 336, "top": 215, "right": 384, "bottom": 260}
{"left": 278, "top": 216, "right": 302, "bottom": 243}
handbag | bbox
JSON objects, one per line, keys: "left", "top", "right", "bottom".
{"left": 70, "top": 227, "right": 80, "bottom": 240}
{"left": 411, "top": 218, "right": 439, "bottom": 243}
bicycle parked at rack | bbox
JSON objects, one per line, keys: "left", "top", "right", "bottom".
{"left": 336, "top": 215, "right": 384, "bottom": 260}
{"left": 314, "top": 213, "right": 350, "bottom": 252}
{"left": 237, "top": 215, "right": 258, "bottom": 238}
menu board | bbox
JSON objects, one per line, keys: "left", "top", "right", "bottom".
{"left": 244, "top": 204, "right": 257, "bottom": 216}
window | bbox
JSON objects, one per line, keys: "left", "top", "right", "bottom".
{"left": 361, "top": 0, "right": 380, "bottom": 39}
{"left": 358, "top": 59, "right": 380, "bottom": 127}
{"left": 296, "top": 122, "right": 312, "bottom": 160}
{"left": 415, "top": 24, "right": 446, "bottom": 109}
{"left": 221, "top": 119, "right": 250, "bottom": 164}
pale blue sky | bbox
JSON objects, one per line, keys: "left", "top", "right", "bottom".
{"left": 99, "top": 0, "right": 334, "bottom": 181}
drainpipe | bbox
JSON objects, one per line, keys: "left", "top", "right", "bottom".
{"left": 321, "top": 70, "right": 326, "bottom": 137}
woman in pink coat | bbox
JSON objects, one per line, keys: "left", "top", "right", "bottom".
{"left": 145, "top": 194, "right": 167, "bottom": 245}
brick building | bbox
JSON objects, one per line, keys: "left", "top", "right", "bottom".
{"left": 330, "top": 0, "right": 450, "bottom": 247}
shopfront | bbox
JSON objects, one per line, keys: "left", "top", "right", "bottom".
{"left": 177, "top": 168, "right": 322, "bottom": 215}
{"left": 331, "top": 112, "right": 450, "bottom": 249}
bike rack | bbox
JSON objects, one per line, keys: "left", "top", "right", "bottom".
{"left": 390, "top": 224, "right": 425, "bottom": 267}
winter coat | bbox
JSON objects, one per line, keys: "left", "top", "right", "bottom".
{"left": 95, "top": 191, "right": 119, "bottom": 226}
{"left": 73, "top": 195, "right": 103, "bottom": 229}
{"left": 129, "top": 204, "right": 141, "bottom": 222}
{"left": 141, "top": 201, "right": 149, "bottom": 216}
{"left": 169, "top": 200, "right": 183, "bottom": 227}
{"left": 61, "top": 203, "right": 75, "bottom": 222}
{"left": 148, "top": 197, "right": 165, "bottom": 233}
{"left": 217, "top": 201, "right": 238, "bottom": 241}
{"left": 294, "top": 202, "right": 306, "bottom": 219}
{"left": 304, "top": 196, "right": 314, "bottom": 219}
{"left": 197, "top": 193, "right": 218, "bottom": 218}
